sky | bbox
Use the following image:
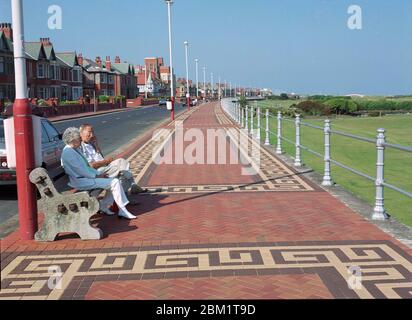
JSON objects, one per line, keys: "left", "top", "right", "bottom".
{"left": 0, "top": 0, "right": 411, "bottom": 95}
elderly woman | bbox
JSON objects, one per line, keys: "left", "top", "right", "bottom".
{"left": 61, "top": 127, "right": 137, "bottom": 220}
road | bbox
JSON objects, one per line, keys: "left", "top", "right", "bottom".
{"left": 0, "top": 103, "right": 186, "bottom": 233}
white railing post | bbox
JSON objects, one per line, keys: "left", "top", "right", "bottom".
{"left": 276, "top": 111, "right": 282, "bottom": 154}
{"left": 245, "top": 105, "right": 249, "bottom": 132}
{"left": 250, "top": 106, "right": 254, "bottom": 135}
{"left": 322, "top": 119, "right": 333, "bottom": 186}
{"left": 294, "top": 114, "right": 302, "bottom": 167}
{"left": 373, "top": 128, "right": 389, "bottom": 220}
{"left": 256, "top": 107, "right": 261, "bottom": 141}
{"left": 241, "top": 107, "right": 244, "bottom": 128}
{"left": 265, "top": 109, "right": 270, "bottom": 146}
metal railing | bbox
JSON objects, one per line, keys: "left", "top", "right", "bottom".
{"left": 220, "top": 98, "right": 412, "bottom": 221}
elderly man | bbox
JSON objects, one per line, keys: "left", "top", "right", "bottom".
{"left": 79, "top": 124, "right": 147, "bottom": 196}
{"left": 60, "top": 127, "right": 137, "bottom": 220}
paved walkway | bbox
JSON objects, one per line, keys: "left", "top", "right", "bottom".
{"left": 1, "top": 102, "right": 411, "bottom": 300}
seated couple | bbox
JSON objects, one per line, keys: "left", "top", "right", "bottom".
{"left": 61, "top": 125, "right": 147, "bottom": 220}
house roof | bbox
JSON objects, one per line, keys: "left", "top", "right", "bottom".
{"left": 0, "top": 31, "right": 13, "bottom": 53}
{"left": 56, "top": 52, "right": 79, "bottom": 68}
{"left": 43, "top": 45, "right": 56, "bottom": 61}
{"left": 112, "top": 62, "right": 135, "bottom": 75}
{"left": 82, "top": 58, "right": 113, "bottom": 74}
{"left": 24, "top": 42, "right": 46, "bottom": 60}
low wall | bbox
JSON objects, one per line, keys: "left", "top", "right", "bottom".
{"left": 126, "top": 97, "right": 159, "bottom": 107}
{"left": 37, "top": 102, "right": 123, "bottom": 118}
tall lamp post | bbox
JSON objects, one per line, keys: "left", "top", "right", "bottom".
{"left": 165, "top": 0, "right": 175, "bottom": 120}
{"left": 184, "top": 41, "right": 190, "bottom": 110}
{"left": 211, "top": 72, "right": 214, "bottom": 100}
{"left": 11, "top": 0, "right": 38, "bottom": 240}
{"left": 203, "top": 66, "right": 206, "bottom": 100}
{"left": 195, "top": 59, "right": 199, "bottom": 99}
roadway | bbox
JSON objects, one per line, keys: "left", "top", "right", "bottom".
{"left": 0, "top": 103, "right": 186, "bottom": 235}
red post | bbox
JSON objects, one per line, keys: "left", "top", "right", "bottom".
{"left": 13, "top": 98, "right": 38, "bottom": 240}
{"left": 171, "top": 96, "right": 175, "bottom": 121}
{"left": 187, "top": 96, "right": 190, "bottom": 111}
{"left": 12, "top": 0, "right": 38, "bottom": 240}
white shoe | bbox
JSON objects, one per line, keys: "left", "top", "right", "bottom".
{"left": 101, "top": 208, "right": 116, "bottom": 216}
{"left": 118, "top": 209, "right": 137, "bottom": 220}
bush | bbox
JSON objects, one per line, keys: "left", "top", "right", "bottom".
{"left": 60, "top": 100, "right": 80, "bottom": 105}
{"left": 98, "top": 95, "right": 110, "bottom": 103}
{"left": 37, "top": 99, "right": 48, "bottom": 107}
{"left": 238, "top": 96, "right": 247, "bottom": 108}
{"left": 296, "top": 100, "right": 331, "bottom": 116}
{"left": 324, "top": 98, "right": 358, "bottom": 115}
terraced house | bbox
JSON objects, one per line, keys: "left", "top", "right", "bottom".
{"left": 0, "top": 23, "right": 15, "bottom": 101}
{"left": 0, "top": 23, "right": 84, "bottom": 102}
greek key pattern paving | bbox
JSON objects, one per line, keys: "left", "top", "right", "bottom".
{"left": 1, "top": 241, "right": 411, "bottom": 299}
{"left": 127, "top": 104, "right": 314, "bottom": 194}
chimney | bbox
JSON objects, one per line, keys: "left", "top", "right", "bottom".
{"left": 115, "top": 56, "right": 121, "bottom": 63}
{"left": 95, "top": 56, "right": 102, "bottom": 68}
{"left": 40, "top": 37, "right": 52, "bottom": 46}
{"left": 105, "top": 56, "right": 111, "bottom": 70}
{"left": 0, "top": 23, "right": 13, "bottom": 40}
{"left": 77, "top": 53, "right": 83, "bottom": 66}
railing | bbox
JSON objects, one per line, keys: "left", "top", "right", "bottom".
{"left": 220, "top": 98, "right": 412, "bottom": 221}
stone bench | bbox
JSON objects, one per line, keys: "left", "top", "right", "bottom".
{"left": 29, "top": 167, "right": 104, "bottom": 241}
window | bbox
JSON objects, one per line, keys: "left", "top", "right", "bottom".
{"left": 72, "top": 87, "right": 82, "bottom": 100}
{"left": 108, "top": 75, "right": 113, "bottom": 84}
{"left": 41, "top": 123, "right": 50, "bottom": 143}
{"left": 49, "top": 65, "right": 55, "bottom": 80}
{"left": 42, "top": 120, "right": 60, "bottom": 142}
{"left": 73, "top": 69, "right": 81, "bottom": 82}
{"left": 101, "top": 73, "right": 107, "bottom": 83}
{"left": 0, "top": 57, "right": 4, "bottom": 73}
{"left": 37, "top": 63, "right": 45, "bottom": 78}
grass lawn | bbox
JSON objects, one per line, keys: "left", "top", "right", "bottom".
{"left": 252, "top": 109, "right": 412, "bottom": 227}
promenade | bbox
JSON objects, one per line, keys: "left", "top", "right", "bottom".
{"left": 1, "top": 102, "right": 411, "bottom": 300}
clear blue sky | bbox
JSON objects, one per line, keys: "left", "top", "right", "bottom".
{"left": 0, "top": 0, "right": 411, "bottom": 95}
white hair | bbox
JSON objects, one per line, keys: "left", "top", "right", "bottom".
{"left": 62, "top": 127, "right": 81, "bottom": 145}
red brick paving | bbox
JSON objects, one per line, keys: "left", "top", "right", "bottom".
{"left": 1, "top": 102, "right": 411, "bottom": 300}
{"left": 85, "top": 274, "right": 333, "bottom": 300}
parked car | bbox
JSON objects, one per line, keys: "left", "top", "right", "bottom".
{"left": 191, "top": 99, "right": 198, "bottom": 106}
{"left": 0, "top": 116, "right": 65, "bottom": 186}
{"left": 159, "top": 99, "right": 167, "bottom": 106}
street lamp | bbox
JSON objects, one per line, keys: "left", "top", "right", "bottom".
{"left": 211, "top": 72, "right": 214, "bottom": 100}
{"left": 11, "top": 0, "right": 38, "bottom": 240}
{"left": 184, "top": 41, "right": 190, "bottom": 110}
{"left": 165, "top": 0, "right": 175, "bottom": 120}
{"left": 218, "top": 75, "right": 221, "bottom": 100}
{"left": 144, "top": 66, "right": 148, "bottom": 99}
{"left": 195, "top": 59, "right": 199, "bottom": 99}
{"left": 203, "top": 66, "right": 206, "bottom": 100}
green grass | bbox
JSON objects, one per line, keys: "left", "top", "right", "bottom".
{"left": 252, "top": 110, "right": 412, "bottom": 227}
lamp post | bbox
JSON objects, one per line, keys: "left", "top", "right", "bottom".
{"left": 165, "top": 0, "right": 175, "bottom": 120}
{"left": 195, "top": 58, "right": 199, "bottom": 98}
{"left": 218, "top": 75, "right": 221, "bottom": 100}
{"left": 144, "top": 66, "right": 148, "bottom": 99}
{"left": 203, "top": 66, "right": 206, "bottom": 100}
{"left": 211, "top": 72, "right": 214, "bottom": 99}
{"left": 184, "top": 41, "right": 190, "bottom": 110}
{"left": 11, "top": 0, "right": 38, "bottom": 240}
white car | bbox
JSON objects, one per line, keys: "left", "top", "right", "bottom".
{"left": 0, "top": 117, "right": 65, "bottom": 185}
